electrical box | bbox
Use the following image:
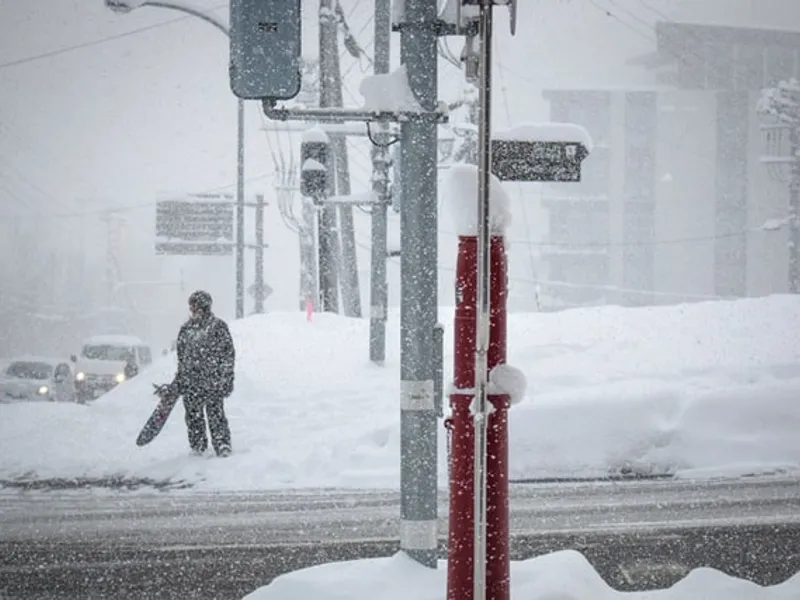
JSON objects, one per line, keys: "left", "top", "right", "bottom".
{"left": 229, "top": 0, "right": 302, "bottom": 100}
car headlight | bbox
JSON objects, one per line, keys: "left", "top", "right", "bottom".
{"left": 75, "top": 372, "right": 86, "bottom": 382}
{"left": 115, "top": 373, "right": 126, "bottom": 384}
{"left": 37, "top": 386, "right": 49, "bottom": 395}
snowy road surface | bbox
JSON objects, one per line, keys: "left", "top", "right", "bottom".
{"left": 1, "top": 476, "right": 799, "bottom": 598}
{"left": 2, "top": 476, "right": 800, "bottom": 544}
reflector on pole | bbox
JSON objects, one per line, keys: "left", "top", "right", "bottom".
{"left": 473, "top": 2, "right": 493, "bottom": 600}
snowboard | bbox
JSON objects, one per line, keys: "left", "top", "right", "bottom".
{"left": 136, "top": 383, "right": 181, "bottom": 447}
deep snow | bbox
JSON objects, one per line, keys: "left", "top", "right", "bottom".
{"left": 2, "top": 295, "right": 800, "bottom": 490}
{"left": 241, "top": 550, "right": 800, "bottom": 600}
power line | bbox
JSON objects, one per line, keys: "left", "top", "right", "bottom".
{"left": 353, "top": 233, "right": 731, "bottom": 302}
{"left": 0, "top": 170, "right": 274, "bottom": 221}
{"left": 0, "top": 4, "right": 226, "bottom": 71}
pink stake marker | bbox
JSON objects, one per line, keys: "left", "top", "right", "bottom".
{"left": 306, "top": 297, "right": 313, "bottom": 322}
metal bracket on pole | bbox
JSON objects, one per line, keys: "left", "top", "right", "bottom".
{"left": 262, "top": 99, "right": 449, "bottom": 125}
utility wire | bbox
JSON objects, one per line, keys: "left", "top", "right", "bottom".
{"left": 0, "top": 11, "right": 224, "bottom": 71}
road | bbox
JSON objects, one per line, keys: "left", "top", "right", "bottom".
{"left": 1, "top": 476, "right": 799, "bottom": 599}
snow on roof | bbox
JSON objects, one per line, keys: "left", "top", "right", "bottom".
{"left": 8, "top": 355, "right": 64, "bottom": 366}
{"left": 301, "top": 126, "right": 330, "bottom": 144}
{"left": 359, "top": 65, "right": 422, "bottom": 113}
{"left": 442, "top": 163, "right": 512, "bottom": 237}
{"left": 82, "top": 334, "right": 146, "bottom": 346}
{"left": 493, "top": 122, "right": 594, "bottom": 152}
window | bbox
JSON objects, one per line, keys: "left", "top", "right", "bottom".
{"left": 548, "top": 201, "right": 610, "bottom": 246}
{"left": 6, "top": 361, "right": 52, "bottom": 380}
{"left": 734, "top": 43, "right": 764, "bottom": 90}
{"left": 82, "top": 345, "right": 135, "bottom": 361}
{"left": 549, "top": 92, "right": 611, "bottom": 147}
{"left": 706, "top": 41, "right": 734, "bottom": 89}
{"left": 625, "top": 149, "right": 656, "bottom": 202}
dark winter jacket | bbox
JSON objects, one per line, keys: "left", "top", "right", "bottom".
{"left": 172, "top": 313, "right": 235, "bottom": 397}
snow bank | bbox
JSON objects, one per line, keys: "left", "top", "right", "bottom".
{"left": 241, "top": 549, "right": 800, "bottom": 600}
{"left": 493, "top": 122, "right": 594, "bottom": 151}
{"left": 359, "top": 65, "right": 421, "bottom": 112}
{"left": 2, "top": 296, "right": 800, "bottom": 490}
{"left": 442, "top": 163, "right": 512, "bottom": 236}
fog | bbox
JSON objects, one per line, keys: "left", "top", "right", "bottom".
{"left": 0, "top": 0, "right": 798, "bottom": 358}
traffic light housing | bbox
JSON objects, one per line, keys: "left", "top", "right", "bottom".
{"left": 300, "top": 133, "right": 331, "bottom": 198}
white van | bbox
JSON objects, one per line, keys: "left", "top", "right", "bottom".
{"left": 72, "top": 335, "right": 153, "bottom": 402}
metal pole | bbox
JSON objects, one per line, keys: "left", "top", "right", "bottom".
{"left": 433, "top": 322, "right": 444, "bottom": 417}
{"left": 399, "top": 0, "right": 439, "bottom": 569}
{"left": 473, "top": 2, "right": 493, "bottom": 599}
{"left": 236, "top": 98, "right": 245, "bottom": 319}
{"left": 300, "top": 197, "right": 319, "bottom": 311}
{"left": 255, "top": 193, "right": 265, "bottom": 313}
{"left": 323, "top": 2, "right": 362, "bottom": 319}
{"left": 369, "top": 0, "right": 392, "bottom": 364}
{"left": 318, "top": 0, "right": 342, "bottom": 314}
{"left": 788, "top": 126, "right": 800, "bottom": 294}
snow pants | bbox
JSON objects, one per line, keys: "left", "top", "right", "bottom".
{"left": 183, "top": 391, "right": 231, "bottom": 455}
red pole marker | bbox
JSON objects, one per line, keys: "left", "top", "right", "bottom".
{"left": 447, "top": 234, "right": 509, "bottom": 600}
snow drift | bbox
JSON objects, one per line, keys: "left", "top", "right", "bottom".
{"left": 1, "top": 295, "right": 800, "bottom": 490}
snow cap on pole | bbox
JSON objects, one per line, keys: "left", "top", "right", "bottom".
{"left": 443, "top": 163, "right": 512, "bottom": 237}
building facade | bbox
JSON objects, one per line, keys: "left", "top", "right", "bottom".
{"left": 537, "top": 22, "right": 800, "bottom": 308}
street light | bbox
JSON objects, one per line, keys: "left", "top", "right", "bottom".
{"left": 105, "top": 0, "right": 246, "bottom": 319}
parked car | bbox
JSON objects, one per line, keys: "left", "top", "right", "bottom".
{"left": 72, "top": 335, "right": 153, "bottom": 402}
{"left": 0, "top": 357, "right": 77, "bottom": 403}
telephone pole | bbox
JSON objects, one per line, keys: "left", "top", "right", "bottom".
{"left": 397, "top": 0, "right": 440, "bottom": 569}
{"left": 368, "top": 0, "right": 392, "bottom": 364}
{"left": 318, "top": 0, "right": 342, "bottom": 313}
{"left": 319, "top": 0, "right": 362, "bottom": 317}
{"left": 254, "top": 193, "right": 266, "bottom": 313}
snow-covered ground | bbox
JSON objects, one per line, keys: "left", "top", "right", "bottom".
{"left": 242, "top": 550, "right": 800, "bottom": 600}
{"left": 1, "top": 295, "right": 800, "bottom": 490}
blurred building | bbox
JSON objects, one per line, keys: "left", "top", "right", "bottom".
{"left": 537, "top": 22, "right": 799, "bottom": 308}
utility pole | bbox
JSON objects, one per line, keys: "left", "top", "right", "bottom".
{"left": 368, "top": 0, "right": 392, "bottom": 364}
{"left": 101, "top": 212, "right": 123, "bottom": 307}
{"left": 319, "top": 0, "right": 361, "bottom": 317}
{"left": 318, "top": 0, "right": 342, "bottom": 313}
{"left": 300, "top": 197, "right": 319, "bottom": 311}
{"left": 236, "top": 99, "right": 246, "bottom": 319}
{"left": 398, "top": 0, "right": 440, "bottom": 569}
{"left": 239, "top": 0, "right": 449, "bottom": 571}
{"left": 254, "top": 193, "right": 266, "bottom": 314}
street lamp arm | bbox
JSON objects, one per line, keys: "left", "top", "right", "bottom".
{"left": 107, "top": 0, "right": 229, "bottom": 36}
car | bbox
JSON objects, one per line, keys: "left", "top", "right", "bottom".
{"left": 72, "top": 335, "right": 153, "bottom": 402}
{"left": 0, "top": 357, "right": 78, "bottom": 403}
